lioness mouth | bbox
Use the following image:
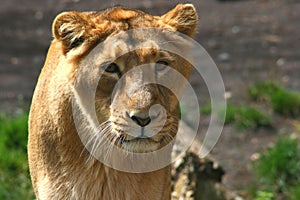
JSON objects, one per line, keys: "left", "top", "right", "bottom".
{"left": 118, "top": 135, "right": 159, "bottom": 144}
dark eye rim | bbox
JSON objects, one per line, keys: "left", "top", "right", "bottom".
{"left": 155, "top": 60, "right": 169, "bottom": 71}
{"left": 102, "top": 62, "right": 120, "bottom": 74}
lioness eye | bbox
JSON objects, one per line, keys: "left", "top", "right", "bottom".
{"left": 156, "top": 61, "right": 168, "bottom": 71}
{"left": 103, "top": 63, "right": 120, "bottom": 74}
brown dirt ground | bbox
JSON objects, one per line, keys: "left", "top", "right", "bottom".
{"left": 1, "top": 0, "right": 299, "bottom": 198}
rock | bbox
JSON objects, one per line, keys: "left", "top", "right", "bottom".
{"left": 217, "top": 52, "right": 231, "bottom": 62}
{"left": 276, "top": 58, "right": 285, "bottom": 67}
{"left": 231, "top": 26, "right": 240, "bottom": 34}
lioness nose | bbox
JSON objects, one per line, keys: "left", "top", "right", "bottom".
{"left": 130, "top": 115, "right": 151, "bottom": 127}
{"left": 128, "top": 112, "right": 151, "bottom": 127}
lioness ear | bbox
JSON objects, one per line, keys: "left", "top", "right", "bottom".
{"left": 161, "top": 4, "right": 198, "bottom": 36}
{"left": 53, "top": 12, "right": 90, "bottom": 54}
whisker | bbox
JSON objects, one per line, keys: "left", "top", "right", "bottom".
{"left": 80, "top": 121, "right": 111, "bottom": 160}
{"left": 82, "top": 120, "right": 114, "bottom": 164}
{"left": 91, "top": 125, "right": 111, "bottom": 152}
{"left": 92, "top": 132, "right": 112, "bottom": 162}
{"left": 104, "top": 135, "right": 118, "bottom": 163}
{"left": 80, "top": 131, "right": 99, "bottom": 158}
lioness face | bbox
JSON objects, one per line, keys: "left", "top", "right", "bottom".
{"left": 53, "top": 5, "right": 197, "bottom": 153}
{"left": 94, "top": 39, "right": 192, "bottom": 153}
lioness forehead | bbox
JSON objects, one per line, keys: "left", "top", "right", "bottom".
{"left": 111, "top": 39, "right": 161, "bottom": 62}
{"left": 90, "top": 7, "right": 160, "bottom": 33}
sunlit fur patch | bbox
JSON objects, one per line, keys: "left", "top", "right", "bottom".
{"left": 107, "top": 7, "right": 139, "bottom": 21}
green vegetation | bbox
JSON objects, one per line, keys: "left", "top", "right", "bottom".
{"left": 202, "top": 81, "right": 300, "bottom": 199}
{"left": 248, "top": 81, "right": 281, "bottom": 102}
{"left": 0, "top": 111, "right": 34, "bottom": 200}
{"left": 200, "top": 102, "right": 212, "bottom": 115}
{"left": 270, "top": 89, "right": 300, "bottom": 117}
{"left": 225, "top": 104, "right": 271, "bottom": 129}
{"left": 201, "top": 102, "right": 271, "bottom": 129}
{"left": 291, "top": 184, "right": 300, "bottom": 200}
{"left": 249, "top": 81, "right": 300, "bottom": 117}
{"left": 253, "top": 190, "right": 274, "bottom": 200}
{"left": 254, "top": 137, "right": 300, "bottom": 199}
{"left": 296, "top": 122, "right": 300, "bottom": 133}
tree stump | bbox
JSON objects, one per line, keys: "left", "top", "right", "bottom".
{"left": 171, "top": 121, "right": 243, "bottom": 200}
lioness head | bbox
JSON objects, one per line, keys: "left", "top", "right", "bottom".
{"left": 52, "top": 4, "right": 198, "bottom": 154}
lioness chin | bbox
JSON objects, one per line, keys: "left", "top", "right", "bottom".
{"left": 28, "top": 4, "right": 198, "bottom": 200}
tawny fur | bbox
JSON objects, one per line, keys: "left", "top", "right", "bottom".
{"left": 28, "top": 4, "right": 197, "bottom": 200}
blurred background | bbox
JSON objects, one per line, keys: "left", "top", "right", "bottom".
{"left": 0, "top": 0, "right": 299, "bottom": 199}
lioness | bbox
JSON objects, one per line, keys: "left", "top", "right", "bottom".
{"left": 28, "top": 4, "right": 198, "bottom": 199}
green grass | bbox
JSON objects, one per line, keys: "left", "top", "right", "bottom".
{"left": 291, "top": 184, "right": 300, "bottom": 200}
{"left": 296, "top": 122, "right": 300, "bottom": 133}
{"left": 0, "top": 111, "right": 34, "bottom": 199}
{"left": 226, "top": 104, "right": 271, "bottom": 129}
{"left": 254, "top": 137, "right": 300, "bottom": 198}
{"left": 248, "top": 81, "right": 282, "bottom": 102}
{"left": 249, "top": 81, "right": 300, "bottom": 117}
{"left": 201, "top": 102, "right": 271, "bottom": 129}
{"left": 200, "top": 102, "right": 212, "bottom": 115}
{"left": 253, "top": 190, "right": 274, "bottom": 200}
{"left": 270, "top": 89, "right": 300, "bottom": 117}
